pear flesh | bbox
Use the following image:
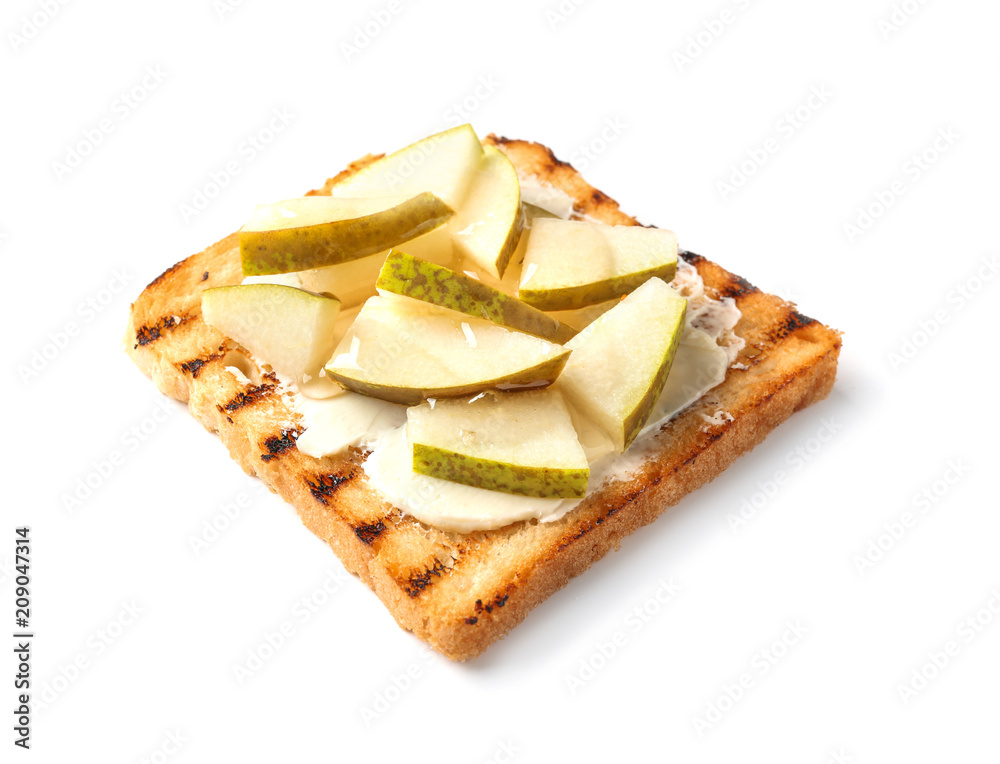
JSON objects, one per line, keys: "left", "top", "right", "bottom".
{"left": 296, "top": 252, "right": 386, "bottom": 309}
{"left": 328, "top": 127, "right": 523, "bottom": 278}
{"left": 201, "top": 284, "right": 341, "bottom": 382}
{"left": 407, "top": 390, "right": 589, "bottom": 499}
{"left": 519, "top": 219, "right": 678, "bottom": 310}
{"left": 240, "top": 193, "right": 453, "bottom": 276}
{"left": 375, "top": 250, "right": 576, "bottom": 344}
{"left": 557, "top": 277, "right": 687, "bottom": 451}
{"left": 329, "top": 124, "right": 485, "bottom": 209}
{"left": 324, "top": 294, "right": 571, "bottom": 405}
{"left": 451, "top": 145, "right": 524, "bottom": 280}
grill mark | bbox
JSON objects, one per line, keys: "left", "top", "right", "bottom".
{"left": 306, "top": 471, "right": 355, "bottom": 506}
{"left": 556, "top": 521, "right": 596, "bottom": 552}
{"left": 768, "top": 308, "right": 818, "bottom": 342}
{"left": 590, "top": 188, "right": 610, "bottom": 206}
{"left": 201, "top": 271, "right": 209, "bottom": 282}
{"left": 716, "top": 272, "right": 759, "bottom": 300}
{"left": 135, "top": 314, "right": 188, "bottom": 348}
{"left": 353, "top": 520, "right": 386, "bottom": 545}
{"left": 403, "top": 559, "right": 449, "bottom": 598}
{"left": 704, "top": 428, "right": 726, "bottom": 445}
{"left": 473, "top": 591, "right": 511, "bottom": 616}
{"left": 606, "top": 480, "right": 656, "bottom": 521}
{"left": 146, "top": 260, "right": 184, "bottom": 290}
{"left": 260, "top": 429, "right": 300, "bottom": 462}
{"left": 179, "top": 358, "right": 208, "bottom": 378}
{"left": 679, "top": 250, "right": 705, "bottom": 266}
{"left": 221, "top": 383, "right": 276, "bottom": 413}
{"left": 493, "top": 136, "right": 573, "bottom": 172}
{"left": 177, "top": 351, "right": 222, "bottom": 379}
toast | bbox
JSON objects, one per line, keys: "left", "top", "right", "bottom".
{"left": 125, "top": 135, "right": 842, "bottom": 660}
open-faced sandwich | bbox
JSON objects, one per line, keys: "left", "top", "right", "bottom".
{"left": 126, "top": 126, "right": 841, "bottom": 660}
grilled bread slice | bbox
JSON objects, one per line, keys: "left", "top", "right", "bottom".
{"left": 125, "top": 135, "right": 842, "bottom": 661}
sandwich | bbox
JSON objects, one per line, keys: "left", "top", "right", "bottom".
{"left": 125, "top": 126, "right": 841, "bottom": 660}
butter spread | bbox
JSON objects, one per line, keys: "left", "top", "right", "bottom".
{"left": 517, "top": 174, "right": 578, "bottom": 219}
{"left": 295, "top": 392, "right": 406, "bottom": 458}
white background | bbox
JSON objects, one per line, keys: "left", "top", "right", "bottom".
{"left": 4, "top": 0, "right": 999, "bottom": 761}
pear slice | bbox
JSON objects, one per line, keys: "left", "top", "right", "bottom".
{"left": 451, "top": 146, "right": 524, "bottom": 279}
{"left": 476, "top": 199, "right": 560, "bottom": 296}
{"left": 519, "top": 219, "right": 678, "bottom": 310}
{"left": 324, "top": 294, "right": 570, "bottom": 405}
{"left": 201, "top": 284, "right": 341, "bottom": 382}
{"left": 295, "top": 225, "right": 460, "bottom": 311}
{"left": 295, "top": 251, "right": 385, "bottom": 309}
{"left": 557, "top": 277, "right": 687, "bottom": 451}
{"left": 330, "top": 124, "right": 485, "bottom": 209}
{"left": 375, "top": 251, "right": 576, "bottom": 344}
{"left": 364, "top": 426, "right": 573, "bottom": 533}
{"left": 407, "top": 390, "right": 589, "bottom": 498}
{"left": 240, "top": 193, "right": 453, "bottom": 276}
{"left": 546, "top": 299, "right": 619, "bottom": 332}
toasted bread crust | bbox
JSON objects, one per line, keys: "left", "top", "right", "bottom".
{"left": 126, "top": 136, "right": 841, "bottom": 660}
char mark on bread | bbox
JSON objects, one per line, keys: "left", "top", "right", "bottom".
{"left": 714, "top": 272, "right": 759, "bottom": 300}
{"left": 147, "top": 260, "right": 186, "bottom": 290}
{"left": 135, "top": 314, "right": 190, "bottom": 348}
{"left": 769, "top": 309, "right": 818, "bottom": 342}
{"left": 353, "top": 520, "right": 387, "bottom": 545}
{"left": 491, "top": 135, "right": 573, "bottom": 173}
{"left": 403, "top": 559, "right": 451, "bottom": 598}
{"left": 221, "top": 382, "right": 277, "bottom": 413}
{"left": 474, "top": 592, "right": 510, "bottom": 615}
{"left": 260, "top": 429, "right": 300, "bottom": 462}
{"left": 177, "top": 351, "right": 224, "bottom": 379}
{"left": 306, "top": 471, "right": 356, "bottom": 505}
